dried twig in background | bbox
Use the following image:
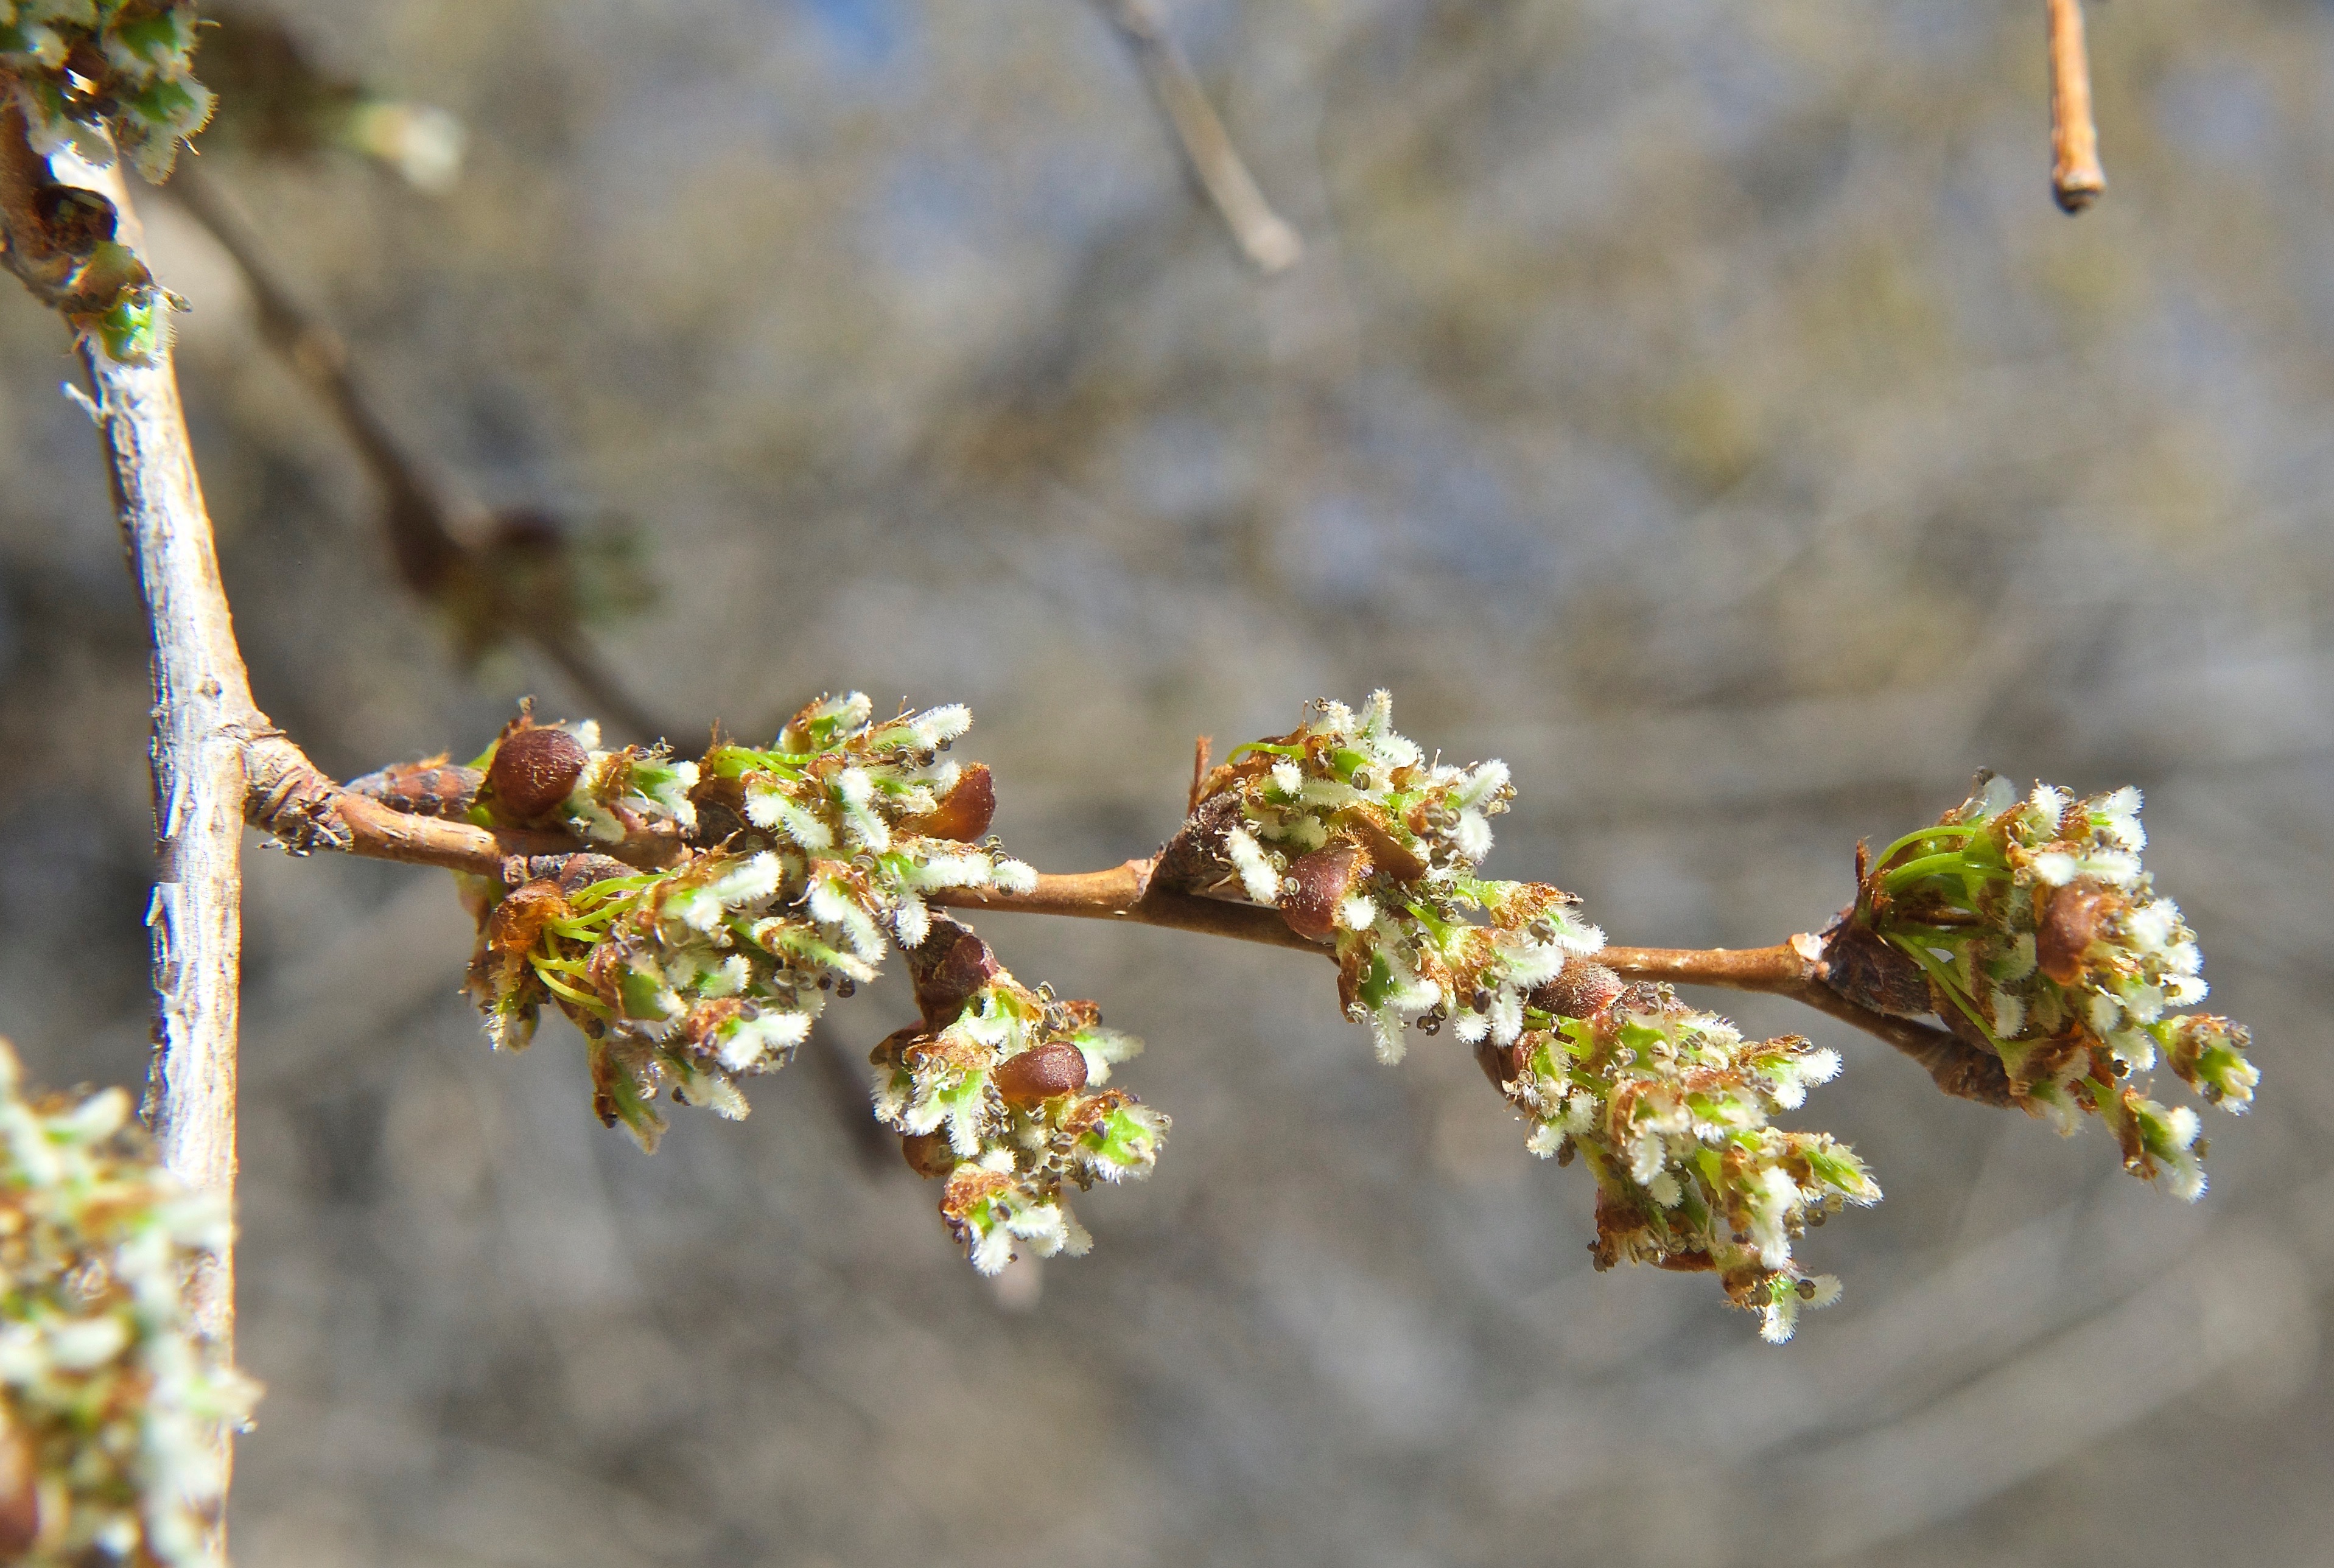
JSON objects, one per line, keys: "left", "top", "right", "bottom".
{"left": 2047, "top": 0, "right": 2106, "bottom": 212}
{"left": 164, "top": 164, "right": 676, "bottom": 742}
{"left": 1090, "top": 0, "right": 1302, "bottom": 273}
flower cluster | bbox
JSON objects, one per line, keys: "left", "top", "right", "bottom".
{"left": 2, "top": 0, "right": 212, "bottom": 181}
{"left": 1163, "top": 691, "right": 1604, "bottom": 1062}
{"left": 874, "top": 919, "right": 1166, "bottom": 1273}
{"left": 0, "top": 1040, "right": 257, "bottom": 1566}
{"left": 1841, "top": 774, "right": 2258, "bottom": 1199}
{"left": 1167, "top": 693, "right": 1870, "bottom": 1339}
{"left": 0, "top": 2, "right": 211, "bottom": 359}
{"left": 1496, "top": 971, "right": 1877, "bottom": 1342}
{"left": 463, "top": 696, "right": 1042, "bottom": 1156}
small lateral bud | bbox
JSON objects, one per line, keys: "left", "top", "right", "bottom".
{"left": 901, "top": 764, "right": 996, "bottom": 842}
{"left": 33, "top": 183, "right": 117, "bottom": 256}
{"left": 487, "top": 726, "right": 589, "bottom": 822}
{"left": 994, "top": 1041, "right": 1088, "bottom": 1105}
{"left": 1278, "top": 844, "right": 1364, "bottom": 940}
{"left": 345, "top": 755, "right": 483, "bottom": 818}
{"left": 2038, "top": 880, "right": 2115, "bottom": 984}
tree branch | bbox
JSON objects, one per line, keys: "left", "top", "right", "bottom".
{"left": 1089, "top": 0, "right": 1303, "bottom": 274}
{"left": 1, "top": 112, "right": 257, "bottom": 1556}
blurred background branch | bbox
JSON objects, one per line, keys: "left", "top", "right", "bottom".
{"left": 1088, "top": 0, "right": 1302, "bottom": 273}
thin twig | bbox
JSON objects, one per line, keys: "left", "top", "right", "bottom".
{"left": 2046, "top": 0, "right": 2106, "bottom": 213}
{"left": 240, "top": 729, "right": 682, "bottom": 876}
{"left": 163, "top": 162, "right": 675, "bottom": 742}
{"left": 1090, "top": 0, "right": 1303, "bottom": 274}
{"left": 1, "top": 113, "right": 259, "bottom": 1557}
{"left": 939, "top": 867, "right": 2008, "bottom": 1102}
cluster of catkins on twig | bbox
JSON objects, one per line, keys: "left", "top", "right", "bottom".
{"left": 0, "top": 1, "right": 209, "bottom": 359}
{"left": 1823, "top": 774, "right": 2257, "bottom": 1200}
{"left": 413, "top": 695, "right": 1167, "bottom": 1274}
{"left": 1156, "top": 692, "right": 1878, "bottom": 1340}
{"left": 0, "top": 1041, "right": 255, "bottom": 1567}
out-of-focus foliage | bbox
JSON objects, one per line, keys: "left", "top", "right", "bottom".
{"left": 2, "top": 0, "right": 2332, "bottom": 1563}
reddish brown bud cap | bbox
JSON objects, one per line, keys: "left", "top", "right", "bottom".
{"left": 1279, "top": 844, "right": 1364, "bottom": 940}
{"left": 993, "top": 1041, "right": 1089, "bottom": 1105}
{"left": 900, "top": 1131, "right": 959, "bottom": 1179}
{"left": 487, "top": 880, "right": 570, "bottom": 955}
{"left": 2038, "top": 881, "right": 2116, "bottom": 985}
{"left": 488, "top": 726, "right": 589, "bottom": 822}
{"left": 910, "top": 918, "right": 1003, "bottom": 1027}
{"left": 902, "top": 764, "right": 997, "bottom": 842}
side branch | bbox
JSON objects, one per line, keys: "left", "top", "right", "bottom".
{"left": 240, "top": 732, "right": 681, "bottom": 878}
{"left": 932, "top": 860, "right": 1322, "bottom": 951}
{"left": 934, "top": 863, "right": 2013, "bottom": 1104}
{"left": 1599, "top": 942, "right": 2013, "bottom": 1106}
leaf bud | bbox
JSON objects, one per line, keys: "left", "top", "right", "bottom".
{"left": 1530, "top": 961, "right": 1624, "bottom": 1021}
{"left": 909, "top": 918, "right": 1001, "bottom": 1027}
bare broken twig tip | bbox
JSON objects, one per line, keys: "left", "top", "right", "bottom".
{"left": 2047, "top": 0, "right": 2106, "bottom": 215}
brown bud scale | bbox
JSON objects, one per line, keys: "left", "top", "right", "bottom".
{"left": 901, "top": 764, "right": 997, "bottom": 842}
{"left": 994, "top": 1041, "right": 1089, "bottom": 1105}
{"left": 487, "top": 726, "right": 589, "bottom": 822}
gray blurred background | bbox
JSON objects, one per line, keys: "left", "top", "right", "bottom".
{"left": 2, "top": 0, "right": 2332, "bottom": 1562}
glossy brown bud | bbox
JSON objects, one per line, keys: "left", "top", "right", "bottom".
{"left": 2038, "top": 880, "right": 2117, "bottom": 985}
{"left": 1347, "top": 810, "right": 1428, "bottom": 884}
{"left": 900, "top": 1131, "right": 959, "bottom": 1179}
{"left": 993, "top": 1041, "right": 1088, "bottom": 1105}
{"left": 0, "top": 1416, "right": 37, "bottom": 1558}
{"left": 910, "top": 918, "right": 1002, "bottom": 1028}
{"left": 1278, "top": 844, "right": 1364, "bottom": 940}
{"left": 902, "top": 764, "right": 996, "bottom": 842}
{"left": 487, "top": 726, "right": 589, "bottom": 822}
